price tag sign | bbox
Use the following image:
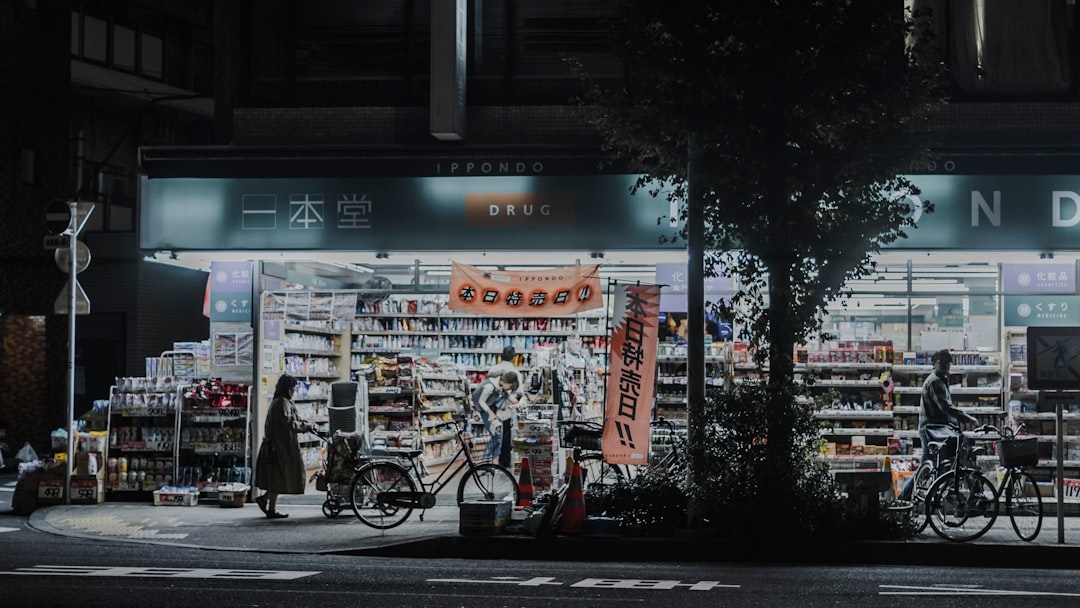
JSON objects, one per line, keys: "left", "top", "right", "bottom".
{"left": 38, "top": 479, "right": 65, "bottom": 499}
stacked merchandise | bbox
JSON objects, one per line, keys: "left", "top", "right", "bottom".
{"left": 513, "top": 403, "right": 557, "bottom": 492}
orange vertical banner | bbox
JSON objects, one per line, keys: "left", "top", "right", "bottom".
{"left": 447, "top": 261, "right": 603, "bottom": 317}
{"left": 602, "top": 283, "right": 661, "bottom": 465}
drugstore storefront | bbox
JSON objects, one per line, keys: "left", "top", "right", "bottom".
{"left": 137, "top": 155, "right": 1080, "bottom": 479}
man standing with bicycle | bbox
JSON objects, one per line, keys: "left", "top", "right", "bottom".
{"left": 899, "top": 349, "right": 978, "bottom": 500}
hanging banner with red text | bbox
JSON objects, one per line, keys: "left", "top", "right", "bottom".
{"left": 447, "top": 262, "right": 603, "bottom": 317}
{"left": 602, "top": 283, "right": 661, "bottom": 465}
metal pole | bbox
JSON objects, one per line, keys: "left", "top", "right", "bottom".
{"left": 1057, "top": 397, "right": 1065, "bottom": 544}
{"left": 65, "top": 200, "right": 78, "bottom": 505}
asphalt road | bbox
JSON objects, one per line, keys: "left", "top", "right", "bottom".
{"left": 3, "top": 510, "right": 1080, "bottom": 608}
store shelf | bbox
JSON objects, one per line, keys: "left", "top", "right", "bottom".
{"left": 106, "top": 378, "right": 183, "bottom": 497}
{"left": 177, "top": 381, "right": 252, "bottom": 496}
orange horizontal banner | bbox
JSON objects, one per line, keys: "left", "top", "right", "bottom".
{"left": 447, "top": 261, "right": 603, "bottom": 317}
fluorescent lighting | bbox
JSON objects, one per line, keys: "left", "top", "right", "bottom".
{"left": 326, "top": 262, "right": 374, "bottom": 273}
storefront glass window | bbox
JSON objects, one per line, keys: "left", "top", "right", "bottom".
{"left": 818, "top": 257, "right": 1001, "bottom": 353}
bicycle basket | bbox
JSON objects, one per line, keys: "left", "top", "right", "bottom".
{"left": 996, "top": 437, "right": 1039, "bottom": 467}
{"left": 559, "top": 423, "right": 602, "bottom": 451}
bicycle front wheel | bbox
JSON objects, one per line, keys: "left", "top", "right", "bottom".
{"left": 909, "top": 460, "right": 936, "bottom": 534}
{"left": 925, "top": 469, "right": 999, "bottom": 542}
{"left": 457, "top": 463, "right": 518, "bottom": 505}
{"left": 349, "top": 461, "right": 416, "bottom": 530}
{"left": 578, "top": 453, "right": 625, "bottom": 493}
{"left": 1005, "top": 469, "right": 1043, "bottom": 542}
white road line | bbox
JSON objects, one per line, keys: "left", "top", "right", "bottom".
{"left": 881, "top": 584, "right": 1080, "bottom": 597}
{"left": 0, "top": 527, "right": 19, "bottom": 533}
{"left": 0, "top": 565, "right": 319, "bottom": 580}
{"left": 429, "top": 576, "right": 738, "bottom": 591}
{"left": 429, "top": 576, "right": 562, "bottom": 586}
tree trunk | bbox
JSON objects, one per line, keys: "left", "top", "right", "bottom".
{"left": 685, "top": 132, "right": 707, "bottom": 526}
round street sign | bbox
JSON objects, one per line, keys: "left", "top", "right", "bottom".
{"left": 55, "top": 240, "right": 91, "bottom": 274}
{"left": 45, "top": 199, "right": 72, "bottom": 235}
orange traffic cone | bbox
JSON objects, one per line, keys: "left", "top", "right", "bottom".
{"left": 559, "top": 461, "right": 586, "bottom": 534}
{"left": 517, "top": 457, "right": 534, "bottom": 507}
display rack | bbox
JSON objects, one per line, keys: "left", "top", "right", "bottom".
{"left": 106, "top": 377, "right": 182, "bottom": 498}
{"left": 654, "top": 341, "right": 730, "bottom": 425}
{"left": 349, "top": 295, "right": 607, "bottom": 374}
{"left": 283, "top": 322, "right": 347, "bottom": 381}
{"left": 416, "top": 370, "right": 469, "bottom": 467}
{"left": 177, "top": 379, "right": 252, "bottom": 499}
{"left": 365, "top": 355, "right": 419, "bottom": 457}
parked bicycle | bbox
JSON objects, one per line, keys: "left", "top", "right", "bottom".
{"left": 348, "top": 415, "right": 518, "bottom": 529}
{"left": 557, "top": 419, "right": 625, "bottom": 492}
{"left": 529, "top": 417, "right": 684, "bottom": 538}
{"left": 907, "top": 423, "right": 965, "bottom": 534}
{"left": 993, "top": 423, "right": 1043, "bottom": 541}
{"left": 923, "top": 423, "right": 1000, "bottom": 542}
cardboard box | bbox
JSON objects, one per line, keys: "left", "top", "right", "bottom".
{"left": 76, "top": 452, "right": 104, "bottom": 476}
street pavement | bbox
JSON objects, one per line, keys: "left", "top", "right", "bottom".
{"left": 3, "top": 479, "right": 1077, "bottom": 569}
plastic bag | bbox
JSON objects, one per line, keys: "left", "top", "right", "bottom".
{"left": 50, "top": 428, "right": 68, "bottom": 451}
{"left": 16, "top": 442, "right": 39, "bottom": 463}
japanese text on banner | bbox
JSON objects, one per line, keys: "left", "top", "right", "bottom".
{"left": 447, "top": 261, "right": 603, "bottom": 317}
{"left": 602, "top": 283, "right": 660, "bottom": 465}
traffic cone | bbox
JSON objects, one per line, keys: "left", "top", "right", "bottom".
{"left": 517, "top": 457, "right": 534, "bottom": 508}
{"left": 559, "top": 461, "right": 586, "bottom": 534}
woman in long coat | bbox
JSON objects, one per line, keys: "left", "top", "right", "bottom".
{"left": 255, "top": 374, "right": 313, "bottom": 519}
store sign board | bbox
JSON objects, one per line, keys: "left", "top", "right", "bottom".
{"left": 1003, "top": 295, "right": 1080, "bottom": 326}
{"left": 140, "top": 174, "right": 1080, "bottom": 253}
{"left": 1002, "top": 263, "right": 1077, "bottom": 294}
{"left": 654, "top": 263, "right": 734, "bottom": 312}
{"left": 937, "top": 296, "right": 965, "bottom": 327}
{"left": 893, "top": 175, "right": 1080, "bottom": 250}
{"left": 210, "top": 261, "right": 253, "bottom": 322}
{"left": 139, "top": 175, "right": 681, "bottom": 252}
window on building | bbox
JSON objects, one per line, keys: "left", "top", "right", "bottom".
{"left": 141, "top": 33, "right": 164, "bottom": 79}
{"left": 113, "top": 24, "right": 136, "bottom": 71}
{"left": 912, "top": 0, "right": 1073, "bottom": 98}
{"left": 83, "top": 14, "right": 108, "bottom": 63}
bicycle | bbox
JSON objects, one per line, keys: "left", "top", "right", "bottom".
{"left": 529, "top": 417, "right": 684, "bottom": 538}
{"left": 993, "top": 423, "right": 1043, "bottom": 541}
{"left": 347, "top": 415, "right": 519, "bottom": 529}
{"left": 924, "top": 423, "right": 1000, "bottom": 542}
{"left": 557, "top": 419, "right": 625, "bottom": 492}
{"left": 907, "top": 423, "right": 965, "bottom": 534}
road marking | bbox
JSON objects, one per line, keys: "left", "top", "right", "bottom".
{"left": 881, "top": 585, "right": 1080, "bottom": 597}
{"left": 428, "top": 576, "right": 738, "bottom": 591}
{"left": 430, "top": 576, "right": 562, "bottom": 586}
{"left": 0, "top": 527, "right": 19, "bottom": 533}
{"left": 0, "top": 566, "right": 319, "bottom": 580}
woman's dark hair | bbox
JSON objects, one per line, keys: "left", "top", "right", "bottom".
{"left": 499, "top": 371, "right": 519, "bottom": 392}
{"left": 274, "top": 374, "right": 298, "bottom": 399}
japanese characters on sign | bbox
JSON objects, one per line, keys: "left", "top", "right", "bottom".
{"left": 446, "top": 262, "right": 603, "bottom": 317}
{"left": 209, "top": 261, "right": 253, "bottom": 322}
{"left": 602, "top": 283, "right": 661, "bottom": 465}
